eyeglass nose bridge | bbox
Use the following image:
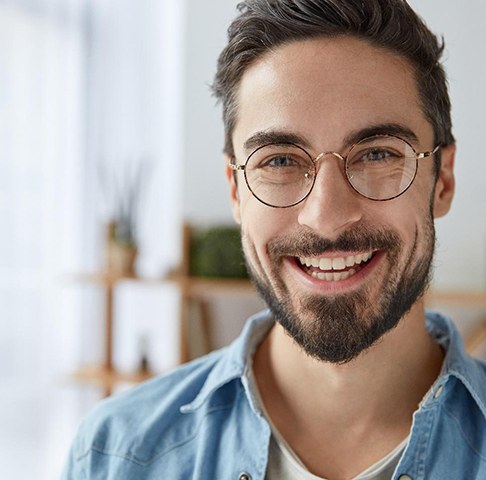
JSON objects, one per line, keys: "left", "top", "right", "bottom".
{"left": 307, "top": 150, "right": 360, "bottom": 200}
{"left": 304, "top": 151, "right": 350, "bottom": 194}
{"left": 313, "top": 151, "right": 346, "bottom": 166}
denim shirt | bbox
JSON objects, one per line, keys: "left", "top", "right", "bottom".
{"left": 63, "top": 310, "right": 486, "bottom": 480}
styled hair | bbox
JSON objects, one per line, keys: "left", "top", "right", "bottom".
{"left": 212, "top": 0, "right": 454, "bottom": 170}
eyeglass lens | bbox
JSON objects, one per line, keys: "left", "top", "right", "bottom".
{"left": 244, "top": 135, "right": 418, "bottom": 207}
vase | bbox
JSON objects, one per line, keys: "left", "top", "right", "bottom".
{"left": 105, "top": 222, "right": 137, "bottom": 276}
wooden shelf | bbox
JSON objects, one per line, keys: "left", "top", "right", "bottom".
{"left": 183, "top": 276, "right": 254, "bottom": 296}
{"left": 425, "top": 290, "right": 486, "bottom": 307}
{"left": 70, "top": 272, "right": 254, "bottom": 297}
{"left": 72, "top": 366, "right": 156, "bottom": 394}
{"left": 70, "top": 270, "right": 255, "bottom": 396}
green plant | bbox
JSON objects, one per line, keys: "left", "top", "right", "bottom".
{"left": 99, "top": 160, "right": 149, "bottom": 247}
{"left": 189, "top": 226, "right": 248, "bottom": 278}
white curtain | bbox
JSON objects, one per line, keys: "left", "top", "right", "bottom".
{"left": 0, "top": 1, "right": 185, "bottom": 478}
{"left": 0, "top": 0, "right": 89, "bottom": 478}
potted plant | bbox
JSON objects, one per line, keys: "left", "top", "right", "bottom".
{"left": 105, "top": 220, "right": 137, "bottom": 277}
{"left": 99, "top": 159, "right": 147, "bottom": 277}
{"left": 189, "top": 225, "right": 248, "bottom": 278}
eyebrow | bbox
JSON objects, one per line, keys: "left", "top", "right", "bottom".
{"left": 343, "top": 123, "right": 419, "bottom": 147}
{"left": 242, "top": 123, "right": 420, "bottom": 153}
{"left": 243, "top": 130, "right": 311, "bottom": 152}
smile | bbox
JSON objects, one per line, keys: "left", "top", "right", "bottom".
{"left": 297, "top": 252, "right": 375, "bottom": 281}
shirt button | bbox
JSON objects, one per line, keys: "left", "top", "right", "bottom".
{"left": 398, "top": 475, "right": 413, "bottom": 480}
{"left": 238, "top": 473, "right": 252, "bottom": 480}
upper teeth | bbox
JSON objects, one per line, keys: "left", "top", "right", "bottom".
{"left": 299, "top": 252, "right": 373, "bottom": 271}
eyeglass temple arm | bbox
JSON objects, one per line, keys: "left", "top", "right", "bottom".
{"left": 417, "top": 145, "right": 441, "bottom": 159}
{"left": 228, "top": 158, "right": 245, "bottom": 171}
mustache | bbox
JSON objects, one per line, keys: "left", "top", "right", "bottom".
{"left": 267, "top": 226, "right": 402, "bottom": 259}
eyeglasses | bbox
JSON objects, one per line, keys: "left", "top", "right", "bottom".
{"left": 229, "top": 134, "right": 440, "bottom": 208}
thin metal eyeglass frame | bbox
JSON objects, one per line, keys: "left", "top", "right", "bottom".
{"left": 228, "top": 134, "right": 441, "bottom": 208}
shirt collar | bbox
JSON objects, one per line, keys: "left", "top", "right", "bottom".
{"left": 180, "top": 309, "right": 274, "bottom": 413}
{"left": 181, "top": 309, "right": 486, "bottom": 419}
{"left": 425, "top": 310, "right": 486, "bottom": 418}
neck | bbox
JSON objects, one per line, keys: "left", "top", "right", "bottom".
{"left": 253, "top": 300, "right": 443, "bottom": 477}
{"left": 255, "top": 300, "right": 442, "bottom": 420}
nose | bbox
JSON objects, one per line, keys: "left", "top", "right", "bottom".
{"left": 297, "top": 153, "right": 364, "bottom": 238}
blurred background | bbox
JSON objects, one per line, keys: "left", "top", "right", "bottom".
{"left": 1, "top": 0, "right": 485, "bottom": 478}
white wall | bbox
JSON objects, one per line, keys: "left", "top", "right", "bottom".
{"left": 409, "top": 1, "right": 486, "bottom": 291}
{"left": 182, "top": 0, "right": 240, "bottom": 226}
{"left": 182, "top": 0, "right": 486, "bottom": 291}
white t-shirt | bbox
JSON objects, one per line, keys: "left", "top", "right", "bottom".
{"left": 252, "top": 373, "right": 409, "bottom": 480}
{"left": 265, "top": 426, "right": 408, "bottom": 480}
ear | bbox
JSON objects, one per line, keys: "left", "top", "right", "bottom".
{"left": 225, "top": 154, "right": 242, "bottom": 224}
{"left": 433, "top": 144, "right": 455, "bottom": 218}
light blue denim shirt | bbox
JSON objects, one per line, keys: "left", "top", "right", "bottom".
{"left": 63, "top": 310, "right": 486, "bottom": 479}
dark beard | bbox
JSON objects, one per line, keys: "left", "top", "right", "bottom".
{"left": 245, "top": 222, "right": 435, "bottom": 364}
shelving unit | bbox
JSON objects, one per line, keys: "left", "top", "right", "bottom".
{"left": 70, "top": 223, "right": 256, "bottom": 396}
{"left": 70, "top": 272, "right": 255, "bottom": 396}
{"left": 70, "top": 222, "right": 486, "bottom": 396}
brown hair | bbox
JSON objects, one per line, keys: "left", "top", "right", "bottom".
{"left": 212, "top": 0, "right": 454, "bottom": 173}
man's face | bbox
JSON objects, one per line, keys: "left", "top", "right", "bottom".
{"left": 227, "top": 37, "right": 454, "bottom": 363}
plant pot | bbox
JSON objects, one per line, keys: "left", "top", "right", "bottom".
{"left": 106, "top": 241, "right": 137, "bottom": 276}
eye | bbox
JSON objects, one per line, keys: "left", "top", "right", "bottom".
{"left": 263, "top": 154, "right": 299, "bottom": 168}
{"left": 360, "top": 148, "right": 396, "bottom": 162}
{"left": 246, "top": 144, "right": 314, "bottom": 175}
{"left": 349, "top": 146, "right": 404, "bottom": 167}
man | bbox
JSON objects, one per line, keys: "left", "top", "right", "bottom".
{"left": 63, "top": 1, "right": 486, "bottom": 479}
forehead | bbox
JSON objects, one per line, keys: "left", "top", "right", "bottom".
{"left": 233, "top": 36, "right": 433, "bottom": 153}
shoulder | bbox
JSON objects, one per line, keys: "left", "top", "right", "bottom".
{"left": 70, "top": 348, "right": 231, "bottom": 466}
{"left": 63, "top": 311, "right": 274, "bottom": 478}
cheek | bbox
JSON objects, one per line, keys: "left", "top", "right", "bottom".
{"left": 239, "top": 194, "right": 295, "bottom": 257}
{"left": 378, "top": 195, "right": 433, "bottom": 256}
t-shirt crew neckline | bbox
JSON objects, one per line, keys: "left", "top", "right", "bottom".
{"left": 250, "top": 368, "right": 409, "bottom": 480}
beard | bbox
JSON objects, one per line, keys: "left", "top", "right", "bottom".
{"left": 243, "top": 219, "right": 435, "bottom": 364}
